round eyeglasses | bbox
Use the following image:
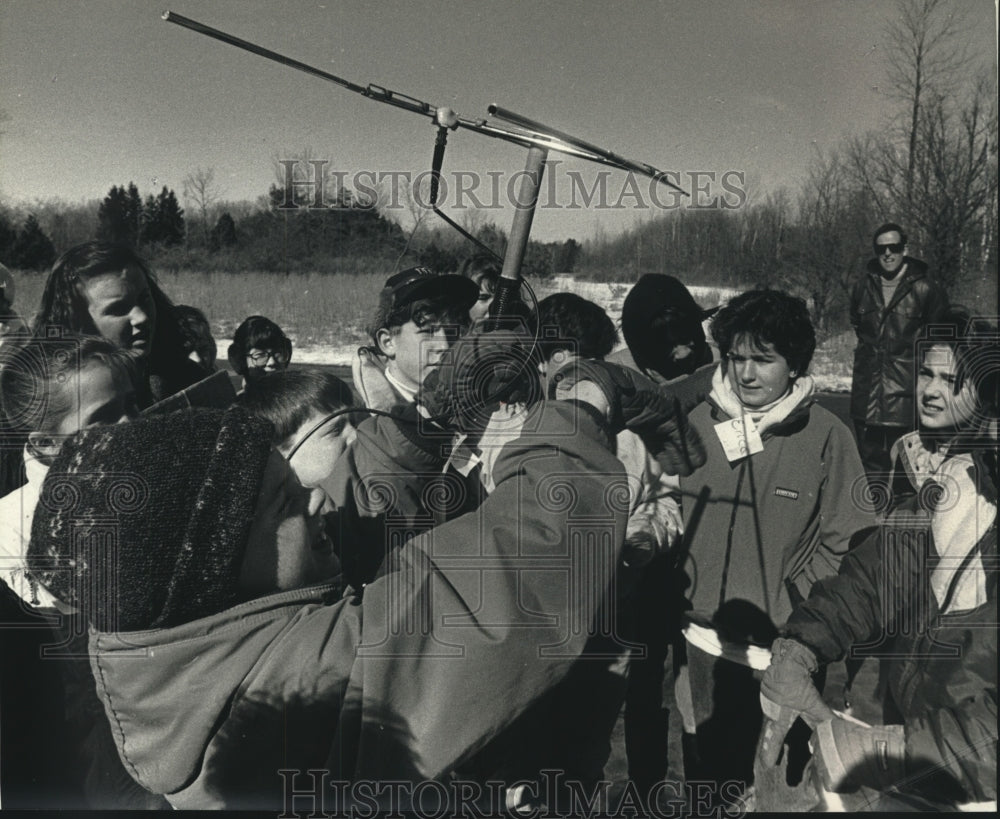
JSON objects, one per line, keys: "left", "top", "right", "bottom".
{"left": 247, "top": 349, "right": 289, "bottom": 366}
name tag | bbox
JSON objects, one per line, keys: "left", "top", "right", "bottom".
{"left": 714, "top": 416, "right": 764, "bottom": 462}
{"left": 774, "top": 487, "right": 799, "bottom": 500}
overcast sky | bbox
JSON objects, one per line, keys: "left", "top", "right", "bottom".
{"left": 1, "top": 0, "right": 996, "bottom": 242}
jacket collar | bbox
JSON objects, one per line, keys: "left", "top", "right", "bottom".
{"left": 865, "top": 256, "right": 928, "bottom": 282}
{"left": 864, "top": 257, "right": 929, "bottom": 316}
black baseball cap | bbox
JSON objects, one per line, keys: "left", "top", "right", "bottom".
{"left": 381, "top": 267, "right": 479, "bottom": 314}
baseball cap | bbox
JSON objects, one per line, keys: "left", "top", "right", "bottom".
{"left": 381, "top": 267, "right": 479, "bottom": 314}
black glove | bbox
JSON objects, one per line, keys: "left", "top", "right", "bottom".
{"left": 419, "top": 329, "right": 539, "bottom": 433}
{"left": 549, "top": 359, "right": 706, "bottom": 476}
{"left": 758, "top": 637, "right": 834, "bottom": 767}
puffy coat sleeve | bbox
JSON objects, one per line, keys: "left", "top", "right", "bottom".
{"left": 904, "top": 527, "right": 997, "bottom": 805}
{"left": 798, "top": 417, "right": 876, "bottom": 592}
{"left": 783, "top": 526, "right": 885, "bottom": 664}
{"left": 345, "top": 401, "right": 629, "bottom": 780}
{"left": 321, "top": 411, "right": 449, "bottom": 588}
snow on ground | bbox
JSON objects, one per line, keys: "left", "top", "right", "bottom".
{"left": 291, "top": 342, "right": 361, "bottom": 367}
{"left": 285, "top": 275, "right": 853, "bottom": 393}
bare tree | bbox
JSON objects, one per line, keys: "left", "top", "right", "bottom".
{"left": 267, "top": 148, "right": 338, "bottom": 259}
{"left": 390, "top": 174, "right": 432, "bottom": 270}
{"left": 735, "top": 190, "right": 791, "bottom": 290}
{"left": 183, "top": 167, "right": 221, "bottom": 248}
{"left": 459, "top": 206, "right": 488, "bottom": 240}
{"left": 843, "top": 0, "right": 995, "bottom": 290}
{"left": 883, "top": 0, "right": 972, "bottom": 198}
{"left": 787, "top": 150, "right": 874, "bottom": 332}
{"left": 911, "top": 75, "right": 996, "bottom": 288}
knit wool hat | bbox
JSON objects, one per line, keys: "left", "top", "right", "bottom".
{"left": 27, "top": 406, "right": 274, "bottom": 632}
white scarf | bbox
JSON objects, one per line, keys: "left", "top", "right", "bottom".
{"left": 709, "top": 365, "right": 816, "bottom": 437}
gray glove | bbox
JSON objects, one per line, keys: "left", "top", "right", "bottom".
{"left": 758, "top": 638, "right": 834, "bottom": 766}
{"left": 814, "top": 717, "right": 906, "bottom": 793}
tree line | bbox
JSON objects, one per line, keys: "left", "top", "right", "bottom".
{"left": 0, "top": 170, "right": 580, "bottom": 280}
{"left": 1, "top": 1, "right": 994, "bottom": 335}
{"left": 577, "top": 0, "right": 996, "bottom": 332}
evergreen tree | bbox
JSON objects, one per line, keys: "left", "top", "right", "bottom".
{"left": 10, "top": 214, "right": 56, "bottom": 270}
{"left": 209, "top": 212, "right": 238, "bottom": 252}
{"left": 125, "top": 183, "right": 143, "bottom": 245}
{"left": 97, "top": 182, "right": 145, "bottom": 246}
{"left": 0, "top": 210, "right": 15, "bottom": 266}
{"left": 553, "top": 238, "right": 581, "bottom": 273}
{"left": 419, "top": 241, "right": 459, "bottom": 273}
{"left": 141, "top": 187, "right": 185, "bottom": 246}
{"left": 140, "top": 193, "right": 158, "bottom": 245}
{"left": 97, "top": 185, "right": 131, "bottom": 244}
{"left": 157, "top": 188, "right": 185, "bottom": 246}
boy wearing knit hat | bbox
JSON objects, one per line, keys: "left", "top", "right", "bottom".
{"left": 28, "top": 403, "right": 630, "bottom": 810}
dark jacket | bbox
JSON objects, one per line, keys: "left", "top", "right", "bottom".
{"left": 321, "top": 407, "right": 468, "bottom": 589}
{"left": 849, "top": 257, "right": 949, "bottom": 425}
{"left": 785, "top": 507, "right": 997, "bottom": 805}
{"left": 90, "top": 402, "right": 629, "bottom": 809}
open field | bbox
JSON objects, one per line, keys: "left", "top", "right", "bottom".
{"left": 13, "top": 268, "right": 856, "bottom": 391}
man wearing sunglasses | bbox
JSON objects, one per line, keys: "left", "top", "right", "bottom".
{"left": 849, "top": 222, "right": 949, "bottom": 477}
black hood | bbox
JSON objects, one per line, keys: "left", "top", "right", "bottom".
{"left": 621, "top": 274, "right": 718, "bottom": 380}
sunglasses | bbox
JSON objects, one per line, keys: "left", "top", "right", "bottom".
{"left": 875, "top": 242, "right": 904, "bottom": 255}
{"left": 247, "top": 349, "right": 289, "bottom": 366}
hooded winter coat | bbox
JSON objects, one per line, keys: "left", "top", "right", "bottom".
{"left": 89, "top": 401, "right": 628, "bottom": 810}
{"left": 849, "top": 257, "right": 949, "bottom": 426}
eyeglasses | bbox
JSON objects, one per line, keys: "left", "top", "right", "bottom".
{"left": 247, "top": 349, "right": 288, "bottom": 366}
{"left": 875, "top": 242, "right": 904, "bottom": 255}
